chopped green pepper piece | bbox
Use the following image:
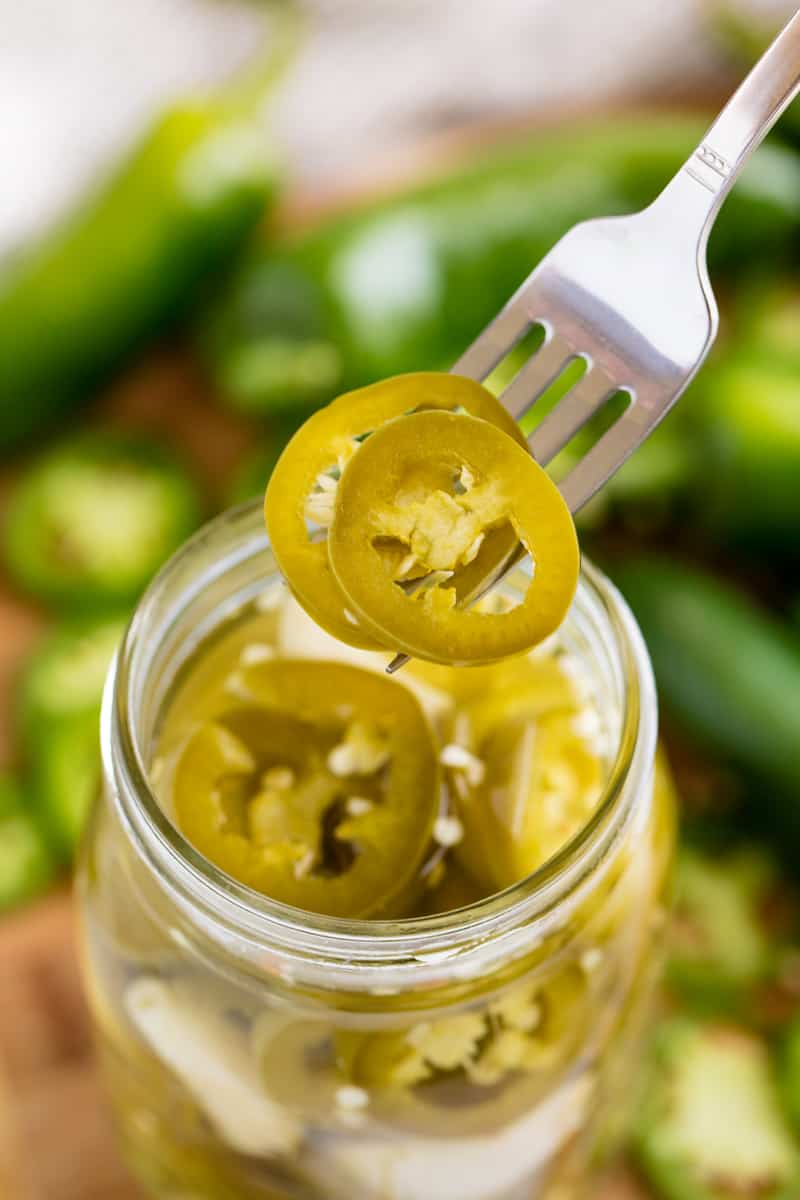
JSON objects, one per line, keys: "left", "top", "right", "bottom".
{"left": 4, "top": 434, "right": 201, "bottom": 610}
{"left": 0, "top": 776, "right": 53, "bottom": 912}
{"left": 635, "top": 1020, "right": 800, "bottom": 1200}
{"left": 17, "top": 615, "right": 125, "bottom": 747}
{"left": 17, "top": 616, "right": 120, "bottom": 861}
{"left": 329, "top": 409, "right": 579, "bottom": 664}
{"left": 668, "top": 845, "right": 780, "bottom": 1015}
{"left": 31, "top": 712, "right": 101, "bottom": 861}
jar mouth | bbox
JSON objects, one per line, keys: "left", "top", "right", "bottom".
{"left": 106, "top": 500, "right": 657, "bottom": 966}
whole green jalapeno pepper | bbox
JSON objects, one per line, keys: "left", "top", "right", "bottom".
{"left": 0, "top": 3, "right": 296, "bottom": 450}
{"left": 614, "top": 558, "right": 800, "bottom": 846}
{"left": 695, "top": 355, "right": 800, "bottom": 553}
{"left": 203, "top": 116, "right": 800, "bottom": 416}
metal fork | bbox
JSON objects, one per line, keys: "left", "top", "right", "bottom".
{"left": 386, "top": 9, "right": 800, "bottom": 675}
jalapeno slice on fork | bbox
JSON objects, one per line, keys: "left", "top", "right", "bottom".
{"left": 328, "top": 409, "right": 579, "bottom": 665}
{"left": 264, "top": 372, "right": 527, "bottom": 649}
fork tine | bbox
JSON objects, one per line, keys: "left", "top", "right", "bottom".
{"left": 527, "top": 367, "right": 616, "bottom": 464}
{"left": 451, "top": 301, "right": 532, "bottom": 381}
{"left": 558, "top": 402, "right": 650, "bottom": 513}
{"left": 498, "top": 333, "right": 574, "bottom": 418}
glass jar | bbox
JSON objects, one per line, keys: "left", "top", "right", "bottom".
{"left": 77, "top": 501, "right": 672, "bottom": 1200}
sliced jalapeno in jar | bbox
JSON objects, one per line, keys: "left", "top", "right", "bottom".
{"left": 171, "top": 660, "right": 440, "bottom": 917}
{"left": 264, "top": 372, "right": 528, "bottom": 649}
{"left": 451, "top": 707, "right": 604, "bottom": 893}
{"left": 328, "top": 409, "right": 579, "bottom": 665}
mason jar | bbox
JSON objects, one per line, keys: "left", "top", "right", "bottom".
{"left": 77, "top": 500, "right": 673, "bottom": 1200}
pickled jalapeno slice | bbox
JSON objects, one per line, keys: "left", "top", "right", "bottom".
{"left": 450, "top": 705, "right": 604, "bottom": 893}
{"left": 328, "top": 409, "right": 579, "bottom": 665}
{"left": 264, "top": 372, "right": 528, "bottom": 649}
{"left": 172, "top": 660, "right": 440, "bottom": 917}
{"left": 333, "top": 963, "right": 589, "bottom": 1097}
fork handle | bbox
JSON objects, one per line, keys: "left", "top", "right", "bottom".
{"left": 662, "top": 8, "right": 800, "bottom": 236}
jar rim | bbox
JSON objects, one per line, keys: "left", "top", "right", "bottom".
{"left": 105, "top": 501, "right": 657, "bottom": 976}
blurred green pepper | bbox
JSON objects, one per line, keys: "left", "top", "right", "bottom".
{"left": 0, "top": 775, "right": 54, "bottom": 911}
{"left": 695, "top": 355, "right": 800, "bottom": 553}
{"left": 202, "top": 117, "right": 800, "bottom": 415}
{"left": 225, "top": 414, "right": 305, "bottom": 506}
{"left": 668, "top": 844, "right": 783, "bottom": 1016}
{"left": 614, "top": 559, "right": 800, "bottom": 842}
{"left": 779, "top": 1017, "right": 800, "bottom": 1133}
{"left": 635, "top": 1018, "right": 800, "bottom": 1200}
{"left": 0, "top": 5, "right": 296, "bottom": 450}
{"left": 19, "top": 616, "right": 125, "bottom": 861}
{"left": 3, "top": 432, "right": 202, "bottom": 611}
{"left": 32, "top": 713, "right": 102, "bottom": 862}
{"left": 735, "top": 280, "right": 800, "bottom": 365}
{"left": 17, "top": 615, "right": 126, "bottom": 746}
{"left": 591, "top": 313, "right": 800, "bottom": 552}
{"left": 584, "top": 345, "right": 800, "bottom": 553}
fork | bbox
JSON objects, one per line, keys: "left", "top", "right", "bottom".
{"left": 386, "top": 8, "right": 800, "bottom": 675}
